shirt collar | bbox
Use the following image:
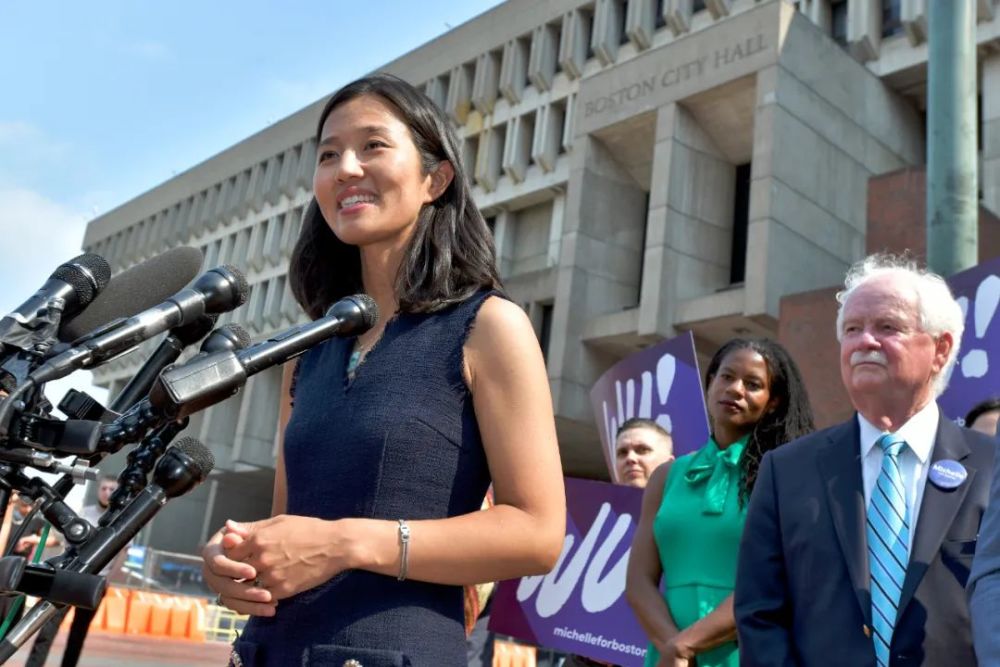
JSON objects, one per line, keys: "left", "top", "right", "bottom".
{"left": 857, "top": 400, "right": 939, "bottom": 463}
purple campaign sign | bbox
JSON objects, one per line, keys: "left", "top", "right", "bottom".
{"left": 489, "top": 478, "right": 647, "bottom": 665}
{"left": 589, "top": 331, "right": 710, "bottom": 480}
{"left": 938, "top": 256, "right": 1000, "bottom": 422}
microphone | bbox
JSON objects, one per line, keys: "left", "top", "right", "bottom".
{"left": 70, "top": 438, "right": 214, "bottom": 575}
{"left": 58, "top": 246, "right": 204, "bottom": 343}
{"left": 112, "top": 323, "right": 250, "bottom": 412}
{"left": 0, "top": 254, "right": 111, "bottom": 354}
{"left": 107, "top": 314, "right": 219, "bottom": 413}
{"left": 29, "top": 265, "right": 249, "bottom": 385}
{"left": 198, "top": 323, "right": 252, "bottom": 356}
{"left": 148, "top": 294, "right": 377, "bottom": 420}
{"left": 0, "top": 439, "right": 214, "bottom": 662}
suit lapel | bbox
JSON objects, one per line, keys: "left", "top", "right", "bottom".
{"left": 817, "top": 419, "right": 870, "bottom": 625}
{"left": 896, "top": 418, "right": 975, "bottom": 619}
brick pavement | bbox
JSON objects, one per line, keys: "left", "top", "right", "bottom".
{"left": 3, "top": 630, "right": 232, "bottom": 666}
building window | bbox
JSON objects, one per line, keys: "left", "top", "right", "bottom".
{"left": 882, "top": 0, "right": 903, "bottom": 38}
{"left": 463, "top": 134, "right": 479, "bottom": 174}
{"left": 655, "top": 0, "right": 666, "bottom": 29}
{"left": 485, "top": 215, "right": 496, "bottom": 235}
{"left": 730, "top": 163, "right": 751, "bottom": 285}
{"left": 582, "top": 4, "right": 596, "bottom": 60}
{"left": 619, "top": 0, "right": 630, "bottom": 45}
{"left": 549, "top": 20, "right": 563, "bottom": 76}
{"left": 539, "top": 303, "right": 554, "bottom": 363}
{"left": 831, "top": 0, "right": 848, "bottom": 46}
{"left": 979, "top": 93, "right": 984, "bottom": 152}
{"left": 635, "top": 192, "right": 649, "bottom": 308}
{"left": 693, "top": 0, "right": 706, "bottom": 13}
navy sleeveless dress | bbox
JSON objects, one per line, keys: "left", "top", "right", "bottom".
{"left": 231, "top": 290, "right": 496, "bottom": 666}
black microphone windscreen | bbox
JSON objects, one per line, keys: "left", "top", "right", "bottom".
{"left": 219, "top": 265, "right": 250, "bottom": 308}
{"left": 173, "top": 437, "right": 215, "bottom": 477}
{"left": 351, "top": 294, "right": 379, "bottom": 330}
{"left": 219, "top": 324, "right": 252, "bottom": 350}
{"left": 51, "top": 254, "right": 112, "bottom": 307}
{"left": 59, "top": 247, "right": 205, "bottom": 342}
{"left": 172, "top": 314, "right": 218, "bottom": 346}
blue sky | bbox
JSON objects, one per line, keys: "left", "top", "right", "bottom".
{"left": 0, "top": 1, "right": 502, "bottom": 413}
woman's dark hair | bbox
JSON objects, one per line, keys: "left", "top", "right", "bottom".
{"left": 289, "top": 73, "right": 502, "bottom": 319}
{"left": 965, "top": 397, "right": 1000, "bottom": 429}
{"left": 704, "top": 338, "right": 815, "bottom": 506}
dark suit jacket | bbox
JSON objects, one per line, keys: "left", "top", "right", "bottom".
{"left": 968, "top": 436, "right": 1000, "bottom": 663}
{"left": 734, "top": 414, "right": 995, "bottom": 667}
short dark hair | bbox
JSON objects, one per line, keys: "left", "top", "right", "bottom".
{"left": 965, "top": 397, "right": 1000, "bottom": 428}
{"left": 705, "top": 338, "right": 815, "bottom": 506}
{"left": 289, "top": 73, "right": 503, "bottom": 319}
{"left": 616, "top": 417, "right": 671, "bottom": 441}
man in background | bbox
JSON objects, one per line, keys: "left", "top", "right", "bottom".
{"left": 614, "top": 418, "right": 674, "bottom": 488}
{"left": 563, "top": 419, "right": 674, "bottom": 667}
{"left": 964, "top": 397, "right": 1000, "bottom": 436}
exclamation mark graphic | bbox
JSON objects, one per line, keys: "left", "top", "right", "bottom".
{"left": 655, "top": 353, "right": 676, "bottom": 433}
{"left": 960, "top": 275, "right": 1000, "bottom": 378}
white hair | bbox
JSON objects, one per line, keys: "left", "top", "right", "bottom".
{"left": 835, "top": 253, "right": 964, "bottom": 397}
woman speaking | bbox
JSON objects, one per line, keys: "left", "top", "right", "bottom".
{"left": 201, "top": 74, "right": 565, "bottom": 667}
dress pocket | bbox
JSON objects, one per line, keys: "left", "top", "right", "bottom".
{"left": 229, "top": 637, "right": 259, "bottom": 667}
{"left": 304, "top": 643, "right": 410, "bottom": 666}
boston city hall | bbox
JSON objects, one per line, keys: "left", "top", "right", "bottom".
{"left": 83, "top": 0, "right": 1000, "bottom": 553}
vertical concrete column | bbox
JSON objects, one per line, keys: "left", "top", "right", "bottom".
{"left": 927, "top": 0, "right": 978, "bottom": 274}
{"left": 492, "top": 209, "right": 514, "bottom": 278}
{"left": 200, "top": 481, "right": 220, "bottom": 546}
{"left": 983, "top": 55, "right": 1000, "bottom": 217}
{"left": 548, "top": 135, "right": 648, "bottom": 425}
{"left": 638, "top": 104, "right": 736, "bottom": 339}
{"left": 745, "top": 66, "right": 780, "bottom": 318}
{"left": 232, "top": 367, "right": 282, "bottom": 467}
{"left": 847, "top": 0, "right": 882, "bottom": 62}
{"left": 547, "top": 194, "right": 566, "bottom": 267}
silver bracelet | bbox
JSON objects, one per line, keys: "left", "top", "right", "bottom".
{"left": 397, "top": 519, "right": 410, "bottom": 581}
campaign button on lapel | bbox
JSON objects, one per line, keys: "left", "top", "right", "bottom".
{"left": 929, "top": 459, "right": 967, "bottom": 490}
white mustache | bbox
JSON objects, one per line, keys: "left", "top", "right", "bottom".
{"left": 851, "top": 350, "right": 888, "bottom": 367}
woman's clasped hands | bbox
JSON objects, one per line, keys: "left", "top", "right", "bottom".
{"left": 202, "top": 515, "right": 360, "bottom": 616}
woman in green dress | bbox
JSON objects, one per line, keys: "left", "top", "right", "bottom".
{"left": 626, "top": 338, "right": 814, "bottom": 667}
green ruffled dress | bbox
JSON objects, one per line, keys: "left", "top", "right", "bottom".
{"left": 644, "top": 436, "right": 748, "bottom": 667}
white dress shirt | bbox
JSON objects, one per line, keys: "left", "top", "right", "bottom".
{"left": 858, "top": 400, "right": 939, "bottom": 552}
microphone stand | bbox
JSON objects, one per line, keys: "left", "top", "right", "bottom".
{"left": 0, "top": 440, "right": 212, "bottom": 663}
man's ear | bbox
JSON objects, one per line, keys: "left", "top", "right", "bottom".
{"left": 932, "top": 332, "right": 954, "bottom": 375}
{"left": 425, "top": 160, "right": 455, "bottom": 203}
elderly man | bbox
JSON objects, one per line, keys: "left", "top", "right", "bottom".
{"left": 735, "top": 255, "right": 995, "bottom": 667}
{"left": 614, "top": 418, "right": 674, "bottom": 489}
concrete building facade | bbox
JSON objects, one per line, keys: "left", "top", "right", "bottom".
{"left": 81, "top": 0, "right": 1000, "bottom": 554}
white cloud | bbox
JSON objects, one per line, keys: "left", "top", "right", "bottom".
{"left": 0, "top": 187, "right": 90, "bottom": 314}
{"left": 0, "top": 121, "right": 42, "bottom": 143}
{"left": 122, "top": 40, "right": 173, "bottom": 61}
{"left": 0, "top": 121, "right": 69, "bottom": 181}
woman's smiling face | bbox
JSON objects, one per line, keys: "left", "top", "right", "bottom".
{"left": 313, "top": 94, "right": 439, "bottom": 251}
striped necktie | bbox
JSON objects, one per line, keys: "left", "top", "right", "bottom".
{"left": 867, "top": 433, "right": 910, "bottom": 667}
